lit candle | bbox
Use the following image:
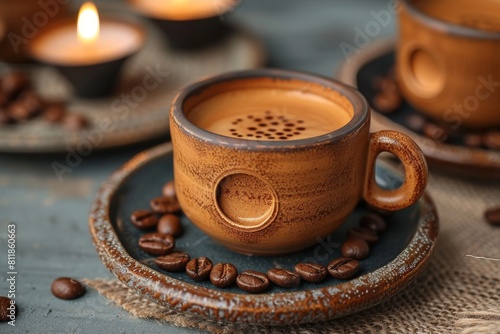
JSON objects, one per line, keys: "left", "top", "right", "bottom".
{"left": 28, "top": 2, "right": 145, "bottom": 98}
{"left": 30, "top": 2, "right": 144, "bottom": 66}
{"left": 130, "top": 0, "right": 238, "bottom": 20}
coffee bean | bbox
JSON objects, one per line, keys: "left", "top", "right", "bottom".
{"left": 423, "top": 122, "right": 449, "bottom": 143}
{"left": 162, "top": 180, "right": 176, "bottom": 198}
{"left": 327, "top": 258, "right": 360, "bottom": 279}
{"left": 236, "top": 270, "right": 270, "bottom": 293}
{"left": 348, "top": 227, "right": 379, "bottom": 244}
{"left": 8, "top": 102, "right": 31, "bottom": 121}
{"left": 341, "top": 238, "right": 370, "bottom": 260}
{"left": 63, "top": 113, "right": 88, "bottom": 131}
{"left": 294, "top": 263, "right": 327, "bottom": 283}
{"left": 485, "top": 206, "right": 500, "bottom": 226}
{"left": 373, "top": 92, "right": 401, "bottom": 114}
{"left": 186, "top": 257, "right": 213, "bottom": 281}
{"left": 406, "top": 114, "right": 426, "bottom": 133}
{"left": 0, "top": 92, "right": 9, "bottom": 107}
{"left": 0, "top": 296, "right": 15, "bottom": 322}
{"left": 51, "top": 277, "right": 86, "bottom": 300}
{"left": 157, "top": 214, "right": 182, "bottom": 236}
{"left": 483, "top": 131, "right": 500, "bottom": 150}
{"left": 463, "top": 133, "right": 483, "bottom": 148}
{"left": 138, "top": 233, "right": 175, "bottom": 256}
{"left": 155, "top": 252, "right": 190, "bottom": 272}
{"left": 360, "top": 213, "right": 387, "bottom": 233}
{"left": 1, "top": 72, "right": 29, "bottom": 96}
{"left": 150, "top": 196, "right": 181, "bottom": 214}
{"left": 0, "top": 109, "right": 11, "bottom": 125}
{"left": 210, "top": 263, "right": 238, "bottom": 288}
{"left": 42, "top": 103, "right": 66, "bottom": 123}
{"left": 19, "top": 89, "right": 42, "bottom": 114}
{"left": 372, "top": 76, "right": 398, "bottom": 93}
{"left": 130, "top": 210, "right": 158, "bottom": 230}
{"left": 267, "top": 268, "right": 300, "bottom": 288}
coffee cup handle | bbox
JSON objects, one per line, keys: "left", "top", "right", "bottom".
{"left": 363, "top": 130, "right": 428, "bottom": 211}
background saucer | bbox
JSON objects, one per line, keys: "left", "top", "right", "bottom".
{"left": 89, "top": 143, "right": 438, "bottom": 325}
{"left": 0, "top": 26, "right": 264, "bottom": 153}
{"left": 338, "top": 39, "right": 500, "bottom": 180}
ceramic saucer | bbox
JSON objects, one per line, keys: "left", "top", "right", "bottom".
{"left": 338, "top": 39, "right": 500, "bottom": 179}
{"left": 89, "top": 143, "right": 438, "bottom": 325}
{"left": 0, "top": 26, "right": 264, "bottom": 153}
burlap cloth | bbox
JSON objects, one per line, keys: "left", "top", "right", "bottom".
{"left": 84, "top": 168, "right": 500, "bottom": 334}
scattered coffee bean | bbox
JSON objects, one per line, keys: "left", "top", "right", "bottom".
{"left": 360, "top": 213, "right": 387, "bottom": 233}
{"left": 373, "top": 92, "right": 402, "bottom": 114}
{"left": 267, "top": 268, "right": 300, "bottom": 288}
{"left": 348, "top": 227, "right": 379, "bottom": 244}
{"left": 483, "top": 131, "right": 500, "bottom": 150}
{"left": 463, "top": 133, "right": 483, "bottom": 148}
{"left": 341, "top": 238, "right": 370, "bottom": 260}
{"left": 162, "top": 180, "right": 176, "bottom": 198}
{"left": 157, "top": 214, "right": 182, "bottom": 236}
{"left": 155, "top": 252, "right": 190, "bottom": 272}
{"left": 372, "top": 76, "right": 398, "bottom": 93}
{"left": 294, "top": 263, "right": 327, "bottom": 283}
{"left": 406, "top": 114, "right": 426, "bottom": 133}
{"left": 327, "top": 258, "right": 360, "bottom": 279}
{"left": 42, "top": 102, "right": 66, "bottom": 123}
{"left": 138, "top": 233, "right": 175, "bottom": 256}
{"left": 0, "top": 92, "right": 8, "bottom": 107}
{"left": 485, "top": 206, "right": 500, "bottom": 226}
{"left": 186, "top": 257, "right": 213, "bottom": 281}
{"left": 63, "top": 113, "right": 88, "bottom": 131}
{"left": 51, "top": 277, "right": 86, "bottom": 300}
{"left": 236, "top": 270, "right": 270, "bottom": 293}
{"left": 130, "top": 210, "right": 158, "bottom": 230}
{"left": 423, "top": 122, "right": 448, "bottom": 143}
{"left": 8, "top": 102, "right": 31, "bottom": 121}
{"left": 0, "top": 109, "right": 10, "bottom": 125}
{"left": 150, "top": 196, "right": 181, "bottom": 214}
{"left": 1, "top": 72, "right": 29, "bottom": 96}
{"left": 0, "top": 296, "right": 15, "bottom": 322}
{"left": 19, "top": 89, "right": 42, "bottom": 114}
{"left": 210, "top": 263, "right": 238, "bottom": 288}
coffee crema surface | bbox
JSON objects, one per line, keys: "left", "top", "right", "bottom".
{"left": 187, "top": 88, "right": 353, "bottom": 141}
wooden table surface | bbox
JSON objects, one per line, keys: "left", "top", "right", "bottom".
{"left": 0, "top": 0, "right": 392, "bottom": 332}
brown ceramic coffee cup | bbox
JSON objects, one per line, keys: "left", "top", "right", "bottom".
{"left": 170, "top": 69, "right": 428, "bottom": 256}
{"left": 397, "top": 0, "right": 500, "bottom": 130}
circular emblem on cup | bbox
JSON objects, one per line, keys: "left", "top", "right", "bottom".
{"left": 401, "top": 44, "right": 446, "bottom": 99}
{"left": 214, "top": 171, "right": 278, "bottom": 232}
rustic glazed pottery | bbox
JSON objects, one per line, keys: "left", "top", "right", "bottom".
{"left": 170, "top": 69, "right": 428, "bottom": 255}
{"left": 88, "top": 143, "right": 439, "bottom": 325}
{"left": 396, "top": 0, "right": 500, "bottom": 130}
{"left": 338, "top": 39, "right": 500, "bottom": 180}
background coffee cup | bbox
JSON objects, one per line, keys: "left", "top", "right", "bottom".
{"left": 170, "top": 69, "right": 428, "bottom": 256}
{"left": 396, "top": 0, "right": 500, "bottom": 130}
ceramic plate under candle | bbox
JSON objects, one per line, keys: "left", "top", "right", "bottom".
{"left": 89, "top": 143, "right": 438, "bottom": 325}
{"left": 337, "top": 39, "right": 500, "bottom": 180}
{"left": 0, "top": 24, "right": 264, "bottom": 153}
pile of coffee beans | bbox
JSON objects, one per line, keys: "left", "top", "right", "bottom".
{"left": 371, "top": 68, "right": 500, "bottom": 150}
{"left": 128, "top": 180, "right": 392, "bottom": 294}
{"left": 485, "top": 206, "right": 500, "bottom": 226}
{"left": 0, "top": 71, "right": 89, "bottom": 130}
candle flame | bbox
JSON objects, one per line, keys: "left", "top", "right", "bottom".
{"left": 77, "top": 2, "right": 100, "bottom": 44}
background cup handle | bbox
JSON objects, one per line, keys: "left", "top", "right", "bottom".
{"left": 364, "top": 130, "right": 428, "bottom": 211}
